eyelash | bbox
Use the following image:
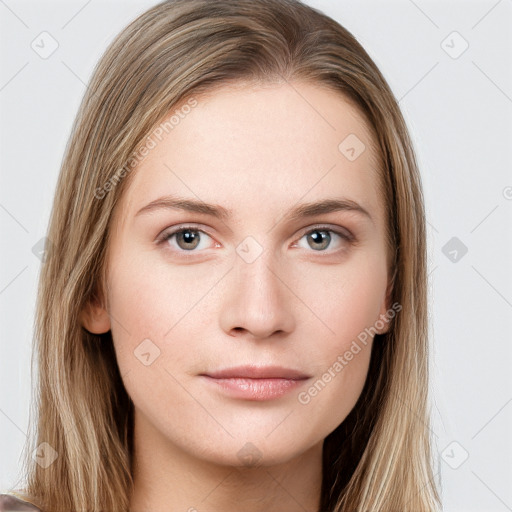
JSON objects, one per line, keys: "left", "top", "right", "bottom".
{"left": 157, "top": 224, "right": 354, "bottom": 256}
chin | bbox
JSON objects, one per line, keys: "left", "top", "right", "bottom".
{"left": 180, "top": 428, "right": 320, "bottom": 469}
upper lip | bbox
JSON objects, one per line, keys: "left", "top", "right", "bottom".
{"left": 201, "top": 365, "right": 310, "bottom": 380}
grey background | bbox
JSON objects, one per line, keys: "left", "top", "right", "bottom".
{"left": 1, "top": 0, "right": 511, "bottom": 510}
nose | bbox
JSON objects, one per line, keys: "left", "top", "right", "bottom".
{"left": 218, "top": 248, "right": 296, "bottom": 340}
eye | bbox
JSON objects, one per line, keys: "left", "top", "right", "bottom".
{"left": 294, "top": 226, "right": 353, "bottom": 252}
{"left": 158, "top": 226, "right": 216, "bottom": 252}
{"left": 157, "top": 224, "right": 354, "bottom": 255}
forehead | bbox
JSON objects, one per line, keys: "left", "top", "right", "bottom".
{"left": 116, "top": 81, "right": 383, "bottom": 227}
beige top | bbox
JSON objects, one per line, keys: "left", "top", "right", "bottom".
{"left": 0, "top": 494, "right": 41, "bottom": 512}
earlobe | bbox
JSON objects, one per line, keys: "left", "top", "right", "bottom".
{"left": 80, "top": 296, "right": 111, "bottom": 334}
{"left": 376, "top": 310, "right": 391, "bottom": 334}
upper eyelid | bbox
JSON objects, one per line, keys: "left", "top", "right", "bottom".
{"left": 297, "top": 224, "right": 353, "bottom": 239}
{"left": 158, "top": 223, "right": 213, "bottom": 241}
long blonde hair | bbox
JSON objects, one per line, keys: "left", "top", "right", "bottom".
{"left": 15, "top": 0, "right": 440, "bottom": 510}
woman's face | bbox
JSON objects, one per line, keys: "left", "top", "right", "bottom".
{"left": 86, "top": 81, "right": 392, "bottom": 467}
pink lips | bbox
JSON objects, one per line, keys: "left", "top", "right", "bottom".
{"left": 199, "top": 365, "right": 311, "bottom": 401}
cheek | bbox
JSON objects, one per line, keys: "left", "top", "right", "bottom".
{"left": 107, "top": 245, "right": 212, "bottom": 334}
{"left": 105, "top": 248, "right": 222, "bottom": 380}
{"left": 105, "top": 258, "right": 201, "bottom": 423}
{"left": 298, "top": 250, "right": 388, "bottom": 351}
{"left": 291, "top": 253, "right": 386, "bottom": 423}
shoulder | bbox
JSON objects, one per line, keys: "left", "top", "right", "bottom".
{"left": 0, "top": 494, "right": 41, "bottom": 512}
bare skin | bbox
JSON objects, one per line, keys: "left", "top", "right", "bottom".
{"left": 81, "top": 81, "right": 392, "bottom": 512}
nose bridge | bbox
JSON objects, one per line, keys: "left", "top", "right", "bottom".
{"left": 219, "top": 238, "right": 295, "bottom": 338}
{"left": 237, "top": 244, "right": 278, "bottom": 298}
{"left": 235, "top": 243, "right": 282, "bottom": 313}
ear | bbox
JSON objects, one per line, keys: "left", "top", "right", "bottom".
{"left": 80, "top": 290, "right": 111, "bottom": 334}
{"left": 376, "top": 267, "right": 397, "bottom": 335}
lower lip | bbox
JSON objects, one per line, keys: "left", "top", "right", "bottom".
{"left": 200, "top": 376, "right": 308, "bottom": 401}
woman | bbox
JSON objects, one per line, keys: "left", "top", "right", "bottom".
{"left": 1, "top": 0, "right": 441, "bottom": 510}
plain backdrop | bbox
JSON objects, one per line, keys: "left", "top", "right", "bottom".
{"left": 1, "top": 0, "right": 511, "bottom": 510}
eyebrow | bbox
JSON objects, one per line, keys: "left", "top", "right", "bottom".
{"left": 135, "top": 195, "right": 373, "bottom": 223}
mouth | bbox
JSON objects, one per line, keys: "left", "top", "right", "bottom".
{"left": 198, "top": 365, "right": 311, "bottom": 401}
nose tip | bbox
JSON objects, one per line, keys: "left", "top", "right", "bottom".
{"left": 219, "top": 255, "right": 296, "bottom": 340}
